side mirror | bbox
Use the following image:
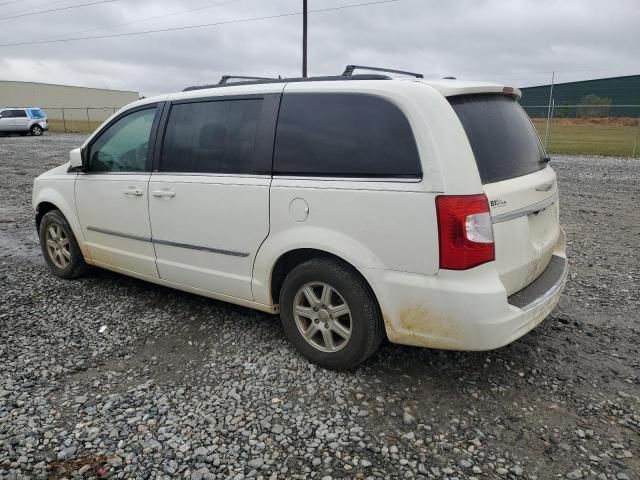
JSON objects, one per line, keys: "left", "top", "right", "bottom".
{"left": 69, "top": 147, "right": 84, "bottom": 170}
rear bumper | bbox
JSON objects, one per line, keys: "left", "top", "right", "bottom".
{"left": 508, "top": 255, "right": 567, "bottom": 310}
{"left": 485, "top": 254, "right": 568, "bottom": 348}
{"left": 363, "top": 233, "right": 568, "bottom": 351}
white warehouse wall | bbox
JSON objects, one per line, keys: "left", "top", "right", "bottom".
{"left": 0, "top": 80, "right": 140, "bottom": 123}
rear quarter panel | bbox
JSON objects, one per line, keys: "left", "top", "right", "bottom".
{"left": 251, "top": 180, "right": 439, "bottom": 305}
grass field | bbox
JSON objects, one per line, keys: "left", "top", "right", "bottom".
{"left": 532, "top": 118, "right": 640, "bottom": 157}
{"left": 47, "top": 118, "right": 103, "bottom": 134}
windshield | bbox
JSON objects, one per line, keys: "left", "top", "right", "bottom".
{"left": 27, "top": 108, "right": 46, "bottom": 119}
{"left": 449, "top": 94, "right": 545, "bottom": 184}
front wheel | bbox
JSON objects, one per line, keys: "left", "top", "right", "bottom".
{"left": 279, "top": 258, "right": 384, "bottom": 369}
{"left": 30, "top": 124, "right": 43, "bottom": 136}
{"left": 39, "top": 210, "right": 88, "bottom": 279}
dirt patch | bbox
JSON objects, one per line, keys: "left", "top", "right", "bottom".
{"left": 48, "top": 455, "right": 111, "bottom": 479}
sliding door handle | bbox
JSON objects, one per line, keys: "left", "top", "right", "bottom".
{"left": 152, "top": 189, "right": 176, "bottom": 198}
{"left": 123, "top": 187, "right": 143, "bottom": 196}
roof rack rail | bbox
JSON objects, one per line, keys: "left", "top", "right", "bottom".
{"left": 182, "top": 74, "right": 390, "bottom": 92}
{"left": 342, "top": 65, "right": 424, "bottom": 79}
{"left": 218, "top": 75, "right": 278, "bottom": 85}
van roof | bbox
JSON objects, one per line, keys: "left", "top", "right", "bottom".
{"left": 181, "top": 65, "right": 521, "bottom": 99}
{"left": 180, "top": 76, "right": 521, "bottom": 99}
{"left": 134, "top": 72, "right": 521, "bottom": 109}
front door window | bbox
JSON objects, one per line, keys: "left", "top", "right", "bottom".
{"left": 88, "top": 107, "right": 156, "bottom": 172}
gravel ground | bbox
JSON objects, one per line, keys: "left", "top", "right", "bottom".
{"left": 0, "top": 133, "right": 638, "bottom": 480}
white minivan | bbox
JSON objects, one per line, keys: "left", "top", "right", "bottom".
{"left": 32, "top": 67, "right": 568, "bottom": 369}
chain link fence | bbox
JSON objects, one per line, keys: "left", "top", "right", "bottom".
{"left": 43, "top": 107, "right": 119, "bottom": 134}
{"left": 40, "top": 104, "right": 640, "bottom": 157}
{"left": 524, "top": 104, "right": 640, "bottom": 157}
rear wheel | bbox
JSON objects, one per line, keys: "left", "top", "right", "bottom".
{"left": 39, "top": 210, "right": 87, "bottom": 279}
{"left": 30, "top": 124, "right": 43, "bottom": 136}
{"left": 279, "top": 258, "right": 384, "bottom": 369}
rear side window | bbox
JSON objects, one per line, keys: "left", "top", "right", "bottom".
{"left": 273, "top": 93, "right": 421, "bottom": 178}
{"left": 449, "top": 94, "right": 545, "bottom": 184}
{"left": 161, "top": 99, "right": 262, "bottom": 174}
{"left": 28, "top": 108, "right": 45, "bottom": 119}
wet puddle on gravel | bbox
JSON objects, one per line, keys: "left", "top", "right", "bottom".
{"left": 0, "top": 227, "right": 43, "bottom": 261}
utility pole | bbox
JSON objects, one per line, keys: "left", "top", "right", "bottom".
{"left": 302, "top": 0, "right": 308, "bottom": 77}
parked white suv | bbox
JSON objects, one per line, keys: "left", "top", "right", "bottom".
{"left": 0, "top": 107, "right": 48, "bottom": 136}
{"left": 32, "top": 67, "right": 568, "bottom": 369}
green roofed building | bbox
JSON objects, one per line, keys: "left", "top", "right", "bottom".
{"left": 519, "top": 74, "right": 640, "bottom": 118}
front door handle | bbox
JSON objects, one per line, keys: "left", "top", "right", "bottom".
{"left": 123, "top": 187, "right": 143, "bottom": 196}
{"left": 152, "top": 189, "right": 176, "bottom": 198}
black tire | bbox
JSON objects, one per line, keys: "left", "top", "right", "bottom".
{"left": 39, "top": 210, "right": 88, "bottom": 279}
{"left": 30, "top": 124, "right": 43, "bottom": 136}
{"left": 279, "top": 258, "right": 384, "bottom": 369}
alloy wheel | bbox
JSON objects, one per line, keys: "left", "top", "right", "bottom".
{"left": 45, "top": 223, "right": 71, "bottom": 269}
{"left": 293, "top": 282, "right": 352, "bottom": 353}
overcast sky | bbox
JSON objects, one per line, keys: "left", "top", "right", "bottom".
{"left": 1, "top": 0, "right": 638, "bottom": 96}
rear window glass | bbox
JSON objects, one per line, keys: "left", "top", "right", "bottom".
{"left": 28, "top": 108, "right": 45, "bottom": 119}
{"left": 273, "top": 93, "right": 421, "bottom": 178}
{"left": 449, "top": 94, "right": 545, "bottom": 184}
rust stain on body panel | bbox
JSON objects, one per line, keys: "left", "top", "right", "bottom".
{"left": 384, "top": 305, "right": 463, "bottom": 350}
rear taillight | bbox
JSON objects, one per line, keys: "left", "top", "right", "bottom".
{"left": 436, "top": 194, "right": 495, "bottom": 270}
